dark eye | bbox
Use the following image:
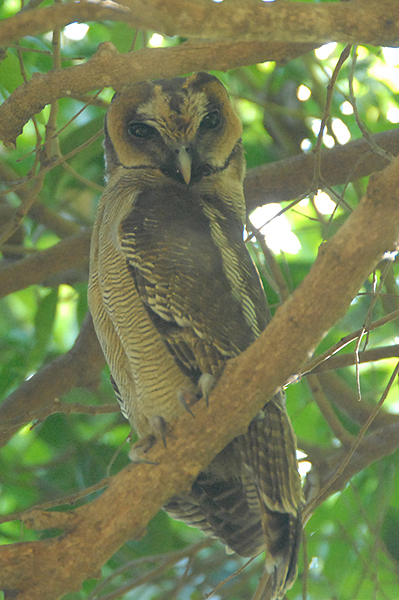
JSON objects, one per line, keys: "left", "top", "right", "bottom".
{"left": 200, "top": 110, "right": 221, "bottom": 130}
{"left": 128, "top": 122, "right": 157, "bottom": 139}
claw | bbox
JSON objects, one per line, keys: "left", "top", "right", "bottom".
{"left": 151, "top": 415, "right": 168, "bottom": 447}
{"left": 128, "top": 415, "right": 169, "bottom": 463}
{"left": 198, "top": 373, "right": 216, "bottom": 406}
{"left": 178, "top": 389, "right": 196, "bottom": 417}
{"left": 177, "top": 375, "right": 216, "bottom": 414}
{"left": 129, "top": 414, "right": 170, "bottom": 462}
{"left": 129, "top": 434, "right": 158, "bottom": 464}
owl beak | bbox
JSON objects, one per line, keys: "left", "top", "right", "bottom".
{"left": 175, "top": 146, "right": 192, "bottom": 185}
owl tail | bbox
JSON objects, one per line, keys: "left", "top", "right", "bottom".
{"left": 255, "top": 508, "right": 302, "bottom": 599}
{"left": 164, "top": 392, "right": 303, "bottom": 600}
{"left": 239, "top": 393, "right": 303, "bottom": 600}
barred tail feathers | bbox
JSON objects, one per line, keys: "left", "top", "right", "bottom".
{"left": 240, "top": 394, "right": 303, "bottom": 599}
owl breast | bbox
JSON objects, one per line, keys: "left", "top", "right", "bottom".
{"left": 89, "top": 182, "right": 198, "bottom": 437}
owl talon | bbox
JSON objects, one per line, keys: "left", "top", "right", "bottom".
{"left": 178, "top": 375, "right": 215, "bottom": 414}
{"left": 129, "top": 416, "right": 168, "bottom": 462}
{"left": 177, "top": 390, "right": 196, "bottom": 417}
{"left": 151, "top": 415, "right": 168, "bottom": 447}
{"left": 198, "top": 373, "right": 216, "bottom": 406}
{"left": 129, "top": 434, "right": 158, "bottom": 463}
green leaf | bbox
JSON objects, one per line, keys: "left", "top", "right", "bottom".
{"left": 0, "top": 51, "right": 24, "bottom": 94}
{"left": 30, "top": 287, "right": 59, "bottom": 368}
{"left": 382, "top": 506, "right": 399, "bottom": 562}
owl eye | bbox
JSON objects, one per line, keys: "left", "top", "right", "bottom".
{"left": 128, "top": 122, "right": 157, "bottom": 139}
{"left": 200, "top": 110, "right": 221, "bottom": 130}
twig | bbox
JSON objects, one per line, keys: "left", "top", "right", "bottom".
{"left": 307, "top": 374, "right": 355, "bottom": 446}
{"left": 304, "top": 362, "right": 399, "bottom": 522}
{"left": 348, "top": 46, "right": 394, "bottom": 162}
{"left": 0, "top": 478, "right": 111, "bottom": 526}
{"left": 300, "top": 309, "right": 399, "bottom": 377}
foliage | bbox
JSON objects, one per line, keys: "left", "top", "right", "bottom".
{"left": 1, "top": 1, "right": 399, "bottom": 599}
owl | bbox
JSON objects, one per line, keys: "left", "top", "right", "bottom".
{"left": 88, "top": 72, "right": 303, "bottom": 599}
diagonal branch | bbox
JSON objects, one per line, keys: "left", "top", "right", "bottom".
{"left": 1, "top": 143, "right": 399, "bottom": 600}
{"left": 0, "top": 40, "right": 315, "bottom": 146}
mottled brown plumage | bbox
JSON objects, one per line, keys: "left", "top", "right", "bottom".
{"left": 88, "top": 72, "right": 303, "bottom": 599}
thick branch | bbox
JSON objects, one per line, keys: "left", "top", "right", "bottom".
{"left": 0, "top": 230, "right": 91, "bottom": 299}
{"left": 117, "top": 0, "right": 399, "bottom": 45}
{"left": 1, "top": 145, "right": 399, "bottom": 600}
{"left": 0, "top": 40, "right": 315, "bottom": 147}
{"left": 1, "top": 0, "right": 398, "bottom": 48}
{"left": 0, "top": 0, "right": 133, "bottom": 46}
{"left": 244, "top": 128, "right": 399, "bottom": 210}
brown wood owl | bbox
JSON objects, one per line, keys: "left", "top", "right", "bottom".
{"left": 88, "top": 72, "right": 303, "bottom": 599}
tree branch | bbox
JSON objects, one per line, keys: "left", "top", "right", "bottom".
{"left": 0, "top": 40, "right": 315, "bottom": 147}
{"left": 305, "top": 417, "right": 399, "bottom": 519}
{"left": 317, "top": 371, "right": 399, "bottom": 430}
{"left": 0, "top": 0, "right": 133, "bottom": 46}
{"left": 116, "top": 0, "right": 399, "bottom": 45}
{"left": 307, "top": 374, "right": 356, "bottom": 447}
{"left": 1, "top": 0, "right": 398, "bottom": 49}
{"left": 1, "top": 145, "right": 399, "bottom": 600}
{"left": 308, "top": 344, "right": 399, "bottom": 374}
{"left": 0, "top": 230, "right": 91, "bottom": 299}
{"left": 244, "top": 128, "right": 399, "bottom": 210}
{"left": 0, "top": 162, "right": 83, "bottom": 238}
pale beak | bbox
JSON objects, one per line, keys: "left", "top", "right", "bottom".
{"left": 176, "top": 146, "right": 192, "bottom": 185}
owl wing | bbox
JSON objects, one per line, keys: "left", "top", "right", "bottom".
{"left": 119, "top": 182, "right": 269, "bottom": 378}
{"left": 238, "top": 395, "right": 303, "bottom": 596}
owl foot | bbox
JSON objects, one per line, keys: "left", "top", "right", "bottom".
{"left": 198, "top": 373, "right": 216, "bottom": 406}
{"left": 129, "top": 434, "right": 157, "bottom": 463}
{"left": 177, "top": 389, "right": 196, "bottom": 417}
{"left": 128, "top": 415, "right": 168, "bottom": 463}
{"left": 152, "top": 414, "right": 168, "bottom": 447}
{"left": 177, "top": 373, "right": 216, "bottom": 415}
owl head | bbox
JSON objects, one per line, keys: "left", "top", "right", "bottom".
{"left": 103, "top": 72, "right": 244, "bottom": 186}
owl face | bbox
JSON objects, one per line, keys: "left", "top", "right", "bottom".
{"left": 104, "top": 72, "right": 243, "bottom": 186}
